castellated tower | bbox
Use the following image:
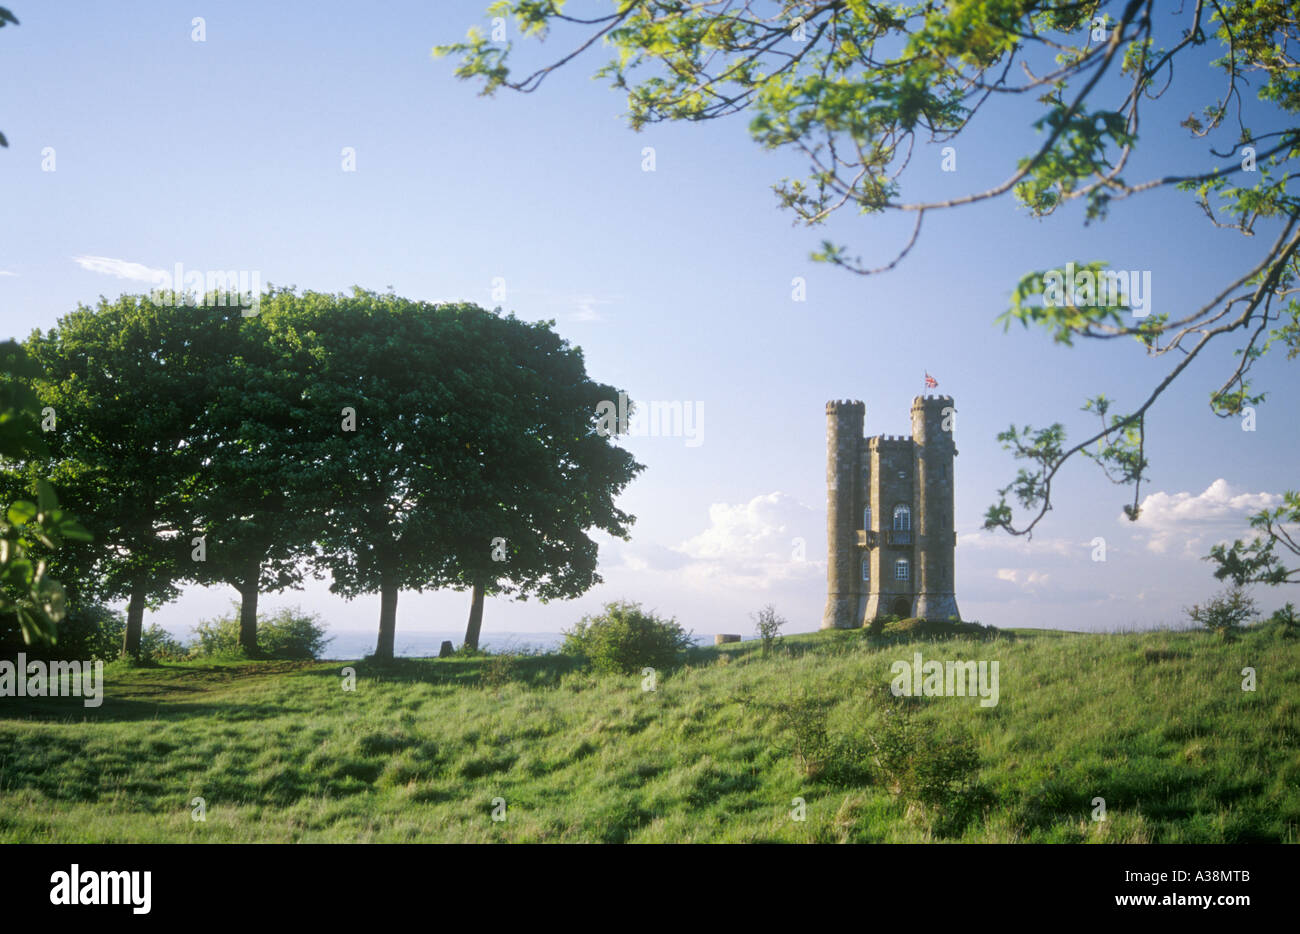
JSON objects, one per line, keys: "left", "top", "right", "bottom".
{"left": 910, "top": 395, "right": 960, "bottom": 621}
{"left": 822, "top": 400, "right": 865, "bottom": 630}
{"left": 821, "top": 395, "right": 960, "bottom": 628}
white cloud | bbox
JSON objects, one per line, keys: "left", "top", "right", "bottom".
{"left": 1130, "top": 478, "right": 1282, "bottom": 555}
{"left": 73, "top": 255, "right": 165, "bottom": 284}
{"left": 679, "top": 492, "right": 813, "bottom": 561}
{"left": 995, "top": 568, "right": 1050, "bottom": 588}
{"left": 611, "top": 540, "right": 691, "bottom": 573}
{"left": 605, "top": 492, "right": 823, "bottom": 593}
{"left": 0, "top": 270, "right": 17, "bottom": 277}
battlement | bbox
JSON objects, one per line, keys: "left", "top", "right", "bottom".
{"left": 867, "top": 434, "right": 914, "bottom": 447}
{"left": 826, "top": 399, "right": 865, "bottom": 413}
{"left": 911, "top": 394, "right": 954, "bottom": 407}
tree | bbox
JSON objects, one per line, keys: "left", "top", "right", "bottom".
{"left": 1207, "top": 492, "right": 1300, "bottom": 586}
{"left": 27, "top": 295, "right": 240, "bottom": 658}
{"left": 430, "top": 307, "right": 642, "bottom": 651}
{"left": 0, "top": 340, "right": 91, "bottom": 646}
{"left": 289, "top": 289, "right": 641, "bottom": 660}
{"left": 436, "top": 1, "right": 1300, "bottom": 569}
{"left": 185, "top": 289, "right": 328, "bottom": 654}
{"left": 280, "top": 289, "right": 474, "bottom": 662}
{"left": 0, "top": 7, "right": 17, "bottom": 148}
{"left": 753, "top": 604, "right": 786, "bottom": 657}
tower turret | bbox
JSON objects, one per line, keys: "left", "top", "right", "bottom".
{"left": 822, "top": 400, "right": 864, "bottom": 629}
{"left": 910, "top": 395, "right": 960, "bottom": 620}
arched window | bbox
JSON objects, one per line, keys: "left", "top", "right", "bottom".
{"left": 893, "top": 504, "right": 911, "bottom": 531}
{"left": 894, "top": 558, "right": 910, "bottom": 581}
{"left": 861, "top": 558, "right": 870, "bottom": 582}
{"left": 863, "top": 506, "right": 872, "bottom": 531}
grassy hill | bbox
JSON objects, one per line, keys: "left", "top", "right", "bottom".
{"left": 1, "top": 623, "right": 1297, "bottom": 843}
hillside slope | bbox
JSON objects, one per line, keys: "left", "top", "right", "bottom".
{"left": 1, "top": 625, "right": 1296, "bottom": 842}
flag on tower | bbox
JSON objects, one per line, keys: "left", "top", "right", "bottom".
{"left": 924, "top": 372, "right": 938, "bottom": 389}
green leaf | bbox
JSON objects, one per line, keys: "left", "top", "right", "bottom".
{"left": 7, "top": 499, "right": 36, "bottom": 525}
{"left": 35, "top": 479, "right": 58, "bottom": 515}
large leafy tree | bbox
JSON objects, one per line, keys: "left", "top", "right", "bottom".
{"left": 431, "top": 308, "right": 642, "bottom": 650}
{"left": 278, "top": 289, "right": 464, "bottom": 662}
{"left": 185, "top": 291, "right": 328, "bottom": 654}
{"left": 437, "top": 0, "right": 1300, "bottom": 577}
{"left": 283, "top": 289, "right": 641, "bottom": 660}
{"left": 27, "top": 296, "right": 241, "bottom": 658}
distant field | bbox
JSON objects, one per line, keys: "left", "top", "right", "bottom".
{"left": 1, "top": 625, "right": 1296, "bottom": 842}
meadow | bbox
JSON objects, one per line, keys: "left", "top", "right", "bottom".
{"left": 1, "top": 624, "right": 1296, "bottom": 843}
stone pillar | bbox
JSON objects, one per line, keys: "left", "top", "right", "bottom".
{"left": 822, "top": 400, "right": 864, "bottom": 629}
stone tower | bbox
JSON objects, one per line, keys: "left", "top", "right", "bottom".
{"left": 821, "top": 395, "right": 960, "bottom": 628}
{"left": 822, "top": 400, "right": 865, "bottom": 630}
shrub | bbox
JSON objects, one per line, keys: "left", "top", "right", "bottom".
{"left": 192, "top": 612, "right": 243, "bottom": 657}
{"left": 561, "top": 600, "right": 693, "bottom": 675}
{"left": 1269, "top": 602, "right": 1299, "bottom": 638}
{"left": 28, "top": 602, "right": 124, "bottom": 661}
{"left": 1186, "top": 586, "right": 1257, "bottom": 641}
{"left": 1, "top": 603, "right": 188, "bottom": 663}
{"left": 484, "top": 651, "right": 519, "bottom": 691}
{"left": 773, "top": 690, "right": 832, "bottom": 777}
{"left": 192, "top": 604, "right": 332, "bottom": 660}
{"left": 866, "top": 705, "right": 990, "bottom": 836}
{"left": 257, "top": 606, "right": 333, "bottom": 659}
{"left": 752, "top": 604, "right": 786, "bottom": 657}
{"left": 140, "top": 624, "right": 187, "bottom": 662}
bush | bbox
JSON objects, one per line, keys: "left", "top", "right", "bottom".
{"left": 192, "top": 613, "right": 243, "bottom": 657}
{"left": 258, "top": 606, "right": 333, "bottom": 659}
{"left": 484, "top": 652, "right": 519, "bottom": 691}
{"left": 22, "top": 603, "right": 124, "bottom": 661}
{"left": 752, "top": 604, "right": 786, "bottom": 657}
{"left": 1186, "top": 586, "right": 1257, "bottom": 641}
{"left": 866, "top": 705, "right": 990, "bottom": 836}
{"left": 1, "top": 603, "right": 187, "bottom": 663}
{"left": 1269, "top": 602, "right": 1299, "bottom": 638}
{"left": 562, "top": 600, "right": 694, "bottom": 675}
{"left": 140, "top": 624, "right": 187, "bottom": 662}
{"left": 773, "top": 690, "right": 832, "bottom": 777}
{"left": 192, "top": 604, "right": 332, "bottom": 660}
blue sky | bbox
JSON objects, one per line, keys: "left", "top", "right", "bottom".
{"left": 3, "top": 1, "right": 1297, "bottom": 645}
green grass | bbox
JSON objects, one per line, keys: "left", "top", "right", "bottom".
{"left": 1, "top": 623, "right": 1297, "bottom": 842}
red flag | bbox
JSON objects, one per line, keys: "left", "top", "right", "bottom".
{"left": 924, "top": 372, "right": 938, "bottom": 389}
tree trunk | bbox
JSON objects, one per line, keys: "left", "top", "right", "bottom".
{"left": 463, "top": 580, "right": 485, "bottom": 652}
{"left": 238, "top": 579, "right": 260, "bottom": 657}
{"left": 374, "top": 574, "right": 398, "bottom": 662}
{"left": 122, "top": 583, "right": 146, "bottom": 659}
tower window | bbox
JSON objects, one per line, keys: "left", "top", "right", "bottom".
{"left": 863, "top": 507, "right": 872, "bottom": 531}
{"left": 893, "top": 504, "right": 911, "bottom": 531}
{"left": 894, "top": 558, "right": 910, "bottom": 581}
{"left": 862, "top": 558, "right": 870, "bottom": 582}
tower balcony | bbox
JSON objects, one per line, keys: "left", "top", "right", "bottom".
{"left": 886, "top": 529, "right": 913, "bottom": 546}
{"left": 857, "top": 530, "right": 877, "bottom": 548}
